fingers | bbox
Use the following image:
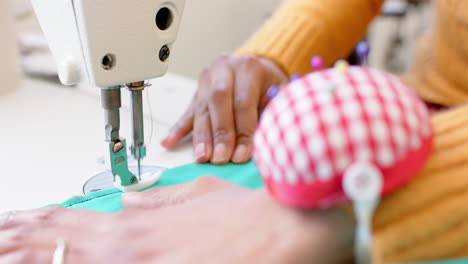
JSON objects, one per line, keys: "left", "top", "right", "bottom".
{"left": 163, "top": 53, "right": 289, "bottom": 164}
{"left": 0, "top": 207, "right": 103, "bottom": 257}
{"left": 0, "top": 249, "right": 52, "bottom": 264}
{"left": 0, "top": 227, "right": 95, "bottom": 264}
{"left": 0, "top": 208, "right": 152, "bottom": 264}
{"left": 122, "top": 175, "right": 236, "bottom": 209}
{"left": 208, "top": 64, "right": 236, "bottom": 165}
{"left": 0, "top": 250, "right": 89, "bottom": 264}
{"left": 0, "top": 207, "right": 65, "bottom": 231}
{"left": 0, "top": 227, "right": 63, "bottom": 254}
{"left": 232, "top": 58, "right": 264, "bottom": 164}
{"left": 187, "top": 65, "right": 213, "bottom": 163}
{"left": 0, "top": 207, "right": 111, "bottom": 231}
{"left": 161, "top": 103, "right": 194, "bottom": 149}
{"left": 257, "top": 56, "right": 290, "bottom": 110}
{"left": 0, "top": 223, "right": 82, "bottom": 255}
{"left": 192, "top": 90, "right": 213, "bottom": 164}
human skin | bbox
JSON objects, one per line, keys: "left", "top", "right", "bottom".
{"left": 0, "top": 176, "right": 354, "bottom": 264}
{"left": 161, "top": 54, "right": 288, "bottom": 165}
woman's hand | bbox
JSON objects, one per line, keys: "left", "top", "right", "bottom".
{"left": 161, "top": 54, "right": 288, "bottom": 165}
{"left": 0, "top": 179, "right": 354, "bottom": 264}
{"left": 122, "top": 175, "right": 251, "bottom": 209}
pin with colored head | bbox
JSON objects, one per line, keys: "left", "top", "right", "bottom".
{"left": 311, "top": 55, "right": 324, "bottom": 71}
{"left": 356, "top": 41, "right": 370, "bottom": 66}
{"left": 290, "top": 73, "right": 301, "bottom": 82}
{"left": 343, "top": 163, "right": 383, "bottom": 264}
{"left": 334, "top": 59, "right": 349, "bottom": 73}
{"left": 267, "top": 84, "right": 280, "bottom": 99}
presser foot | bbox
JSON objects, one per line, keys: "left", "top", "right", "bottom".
{"left": 83, "top": 166, "right": 165, "bottom": 194}
{"left": 105, "top": 139, "right": 138, "bottom": 186}
{"left": 113, "top": 167, "right": 162, "bottom": 192}
{"left": 97, "top": 139, "right": 163, "bottom": 193}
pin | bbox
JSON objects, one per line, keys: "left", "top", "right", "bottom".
{"left": 334, "top": 60, "right": 349, "bottom": 73}
{"left": 311, "top": 55, "right": 324, "bottom": 71}
{"left": 290, "top": 73, "right": 301, "bottom": 82}
{"left": 267, "top": 85, "right": 280, "bottom": 99}
{"left": 356, "top": 41, "right": 370, "bottom": 66}
{"left": 343, "top": 162, "right": 383, "bottom": 264}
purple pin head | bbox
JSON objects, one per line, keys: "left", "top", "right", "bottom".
{"left": 356, "top": 41, "right": 370, "bottom": 65}
{"left": 267, "top": 85, "right": 280, "bottom": 99}
{"left": 311, "top": 55, "right": 324, "bottom": 71}
{"left": 290, "top": 73, "right": 301, "bottom": 82}
{"left": 356, "top": 41, "right": 370, "bottom": 57}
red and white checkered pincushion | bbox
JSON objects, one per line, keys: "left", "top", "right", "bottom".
{"left": 253, "top": 66, "right": 433, "bottom": 209}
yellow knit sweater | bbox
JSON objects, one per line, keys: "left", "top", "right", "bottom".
{"left": 237, "top": 0, "right": 468, "bottom": 262}
{"left": 237, "top": 0, "right": 384, "bottom": 75}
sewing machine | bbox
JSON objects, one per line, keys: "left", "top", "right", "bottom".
{"left": 32, "top": 0, "right": 185, "bottom": 192}
{"left": 0, "top": 0, "right": 20, "bottom": 95}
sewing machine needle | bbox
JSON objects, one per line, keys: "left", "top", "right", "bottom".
{"left": 127, "top": 81, "right": 147, "bottom": 182}
{"left": 138, "top": 158, "right": 141, "bottom": 179}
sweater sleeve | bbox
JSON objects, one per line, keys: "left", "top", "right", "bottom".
{"left": 235, "top": 0, "right": 384, "bottom": 75}
{"left": 372, "top": 104, "right": 468, "bottom": 263}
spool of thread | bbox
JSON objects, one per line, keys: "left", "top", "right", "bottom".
{"left": 0, "top": 0, "right": 21, "bottom": 95}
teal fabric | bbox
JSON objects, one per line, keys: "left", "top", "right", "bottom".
{"left": 54, "top": 161, "right": 263, "bottom": 212}
{"left": 54, "top": 161, "right": 467, "bottom": 264}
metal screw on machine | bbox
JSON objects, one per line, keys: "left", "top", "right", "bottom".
{"left": 101, "top": 54, "right": 116, "bottom": 70}
{"left": 130, "top": 176, "right": 138, "bottom": 184}
{"left": 159, "top": 45, "right": 170, "bottom": 62}
{"left": 113, "top": 141, "right": 124, "bottom": 153}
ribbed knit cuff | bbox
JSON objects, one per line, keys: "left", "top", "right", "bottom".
{"left": 372, "top": 104, "right": 468, "bottom": 263}
{"left": 405, "top": 0, "right": 468, "bottom": 106}
{"left": 235, "top": 0, "right": 383, "bottom": 76}
{"left": 235, "top": 6, "right": 328, "bottom": 76}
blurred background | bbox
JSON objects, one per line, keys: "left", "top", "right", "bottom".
{"left": 10, "top": 0, "right": 433, "bottom": 80}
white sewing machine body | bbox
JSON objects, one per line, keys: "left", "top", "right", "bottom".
{"left": 32, "top": 0, "right": 185, "bottom": 87}
{"left": 32, "top": 0, "right": 185, "bottom": 191}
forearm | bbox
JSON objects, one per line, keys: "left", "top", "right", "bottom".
{"left": 251, "top": 189, "right": 355, "bottom": 264}
{"left": 236, "top": 0, "right": 384, "bottom": 75}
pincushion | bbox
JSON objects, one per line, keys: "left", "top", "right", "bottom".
{"left": 253, "top": 66, "right": 433, "bottom": 209}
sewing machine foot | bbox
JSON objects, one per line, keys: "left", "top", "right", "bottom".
{"left": 83, "top": 166, "right": 165, "bottom": 194}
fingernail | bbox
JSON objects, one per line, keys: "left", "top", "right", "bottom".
{"left": 232, "top": 145, "right": 250, "bottom": 163}
{"left": 212, "top": 143, "right": 228, "bottom": 164}
{"left": 194, "top": 143, "right": 206, "bottom": 160}
{"left": 161, "top": 130, "right": 177, "bottom": 146}
{"left": 165, "top": 130, "right": 176, "bottom": 140}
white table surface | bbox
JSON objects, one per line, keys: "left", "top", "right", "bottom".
{"left": 0, "top": 73, "right": 197, "bottom": 213}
